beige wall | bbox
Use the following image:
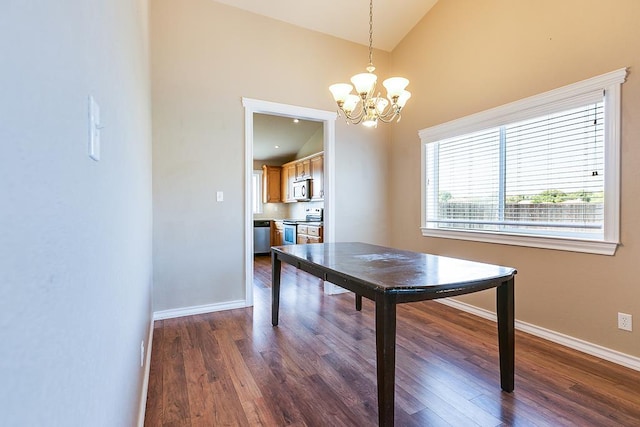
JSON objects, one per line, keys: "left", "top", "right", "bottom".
{"left": 151, "top": 0, "right": 391, "bottom": 311}
{"left": 389, "top": 0, "right": 640, "bottom": 357}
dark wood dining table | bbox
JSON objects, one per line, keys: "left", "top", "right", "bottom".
{"left": 270, "top": 242, "right": 516, "bottom": 427}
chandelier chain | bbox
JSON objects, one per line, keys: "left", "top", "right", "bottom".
{"left": 368, "top": 0, "right": 373, "bottom": 68}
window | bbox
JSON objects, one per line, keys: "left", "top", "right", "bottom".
{"left": 252, "top": 170, "right": 263, "bottom": 214}
{"left": 420, "top": 68, "right": 627, "bottom": 255}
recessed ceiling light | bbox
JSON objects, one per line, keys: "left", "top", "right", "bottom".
{"left": 293, "top": 119, "right": 300, "bottom": 123}
{"left": 274, "top": 145, "right": 280, "bottom": 149}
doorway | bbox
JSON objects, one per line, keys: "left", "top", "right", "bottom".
{"left": 242, "top": 98, "right": 336, "bottom": 306}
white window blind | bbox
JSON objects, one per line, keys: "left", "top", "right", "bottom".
{"left": 427, "top": 101, "right": 604, "bottom": 238}
{"left": 420, "top": 68, "right": 626, "bottom": 255}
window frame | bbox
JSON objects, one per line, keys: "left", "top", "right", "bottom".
{"left": 419, "top": 68, "right": 627, "bottom": 255}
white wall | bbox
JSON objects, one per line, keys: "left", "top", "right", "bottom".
{"left": 0, "top": 0, "right": 153, "bottom": 425}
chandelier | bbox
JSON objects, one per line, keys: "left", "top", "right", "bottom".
{"left": 329, "top": 0, "right": 411, "bottom": 128}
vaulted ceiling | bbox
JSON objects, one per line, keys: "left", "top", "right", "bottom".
{"left": 214, "top": 0, "right": 438, "bottom": 52}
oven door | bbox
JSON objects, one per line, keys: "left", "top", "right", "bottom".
{"left": 283, "top": 223, "right": 296, "bottom": 245}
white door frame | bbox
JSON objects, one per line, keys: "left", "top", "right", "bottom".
{"left": 242, "top": 98, "right": 336, "bottom": 306}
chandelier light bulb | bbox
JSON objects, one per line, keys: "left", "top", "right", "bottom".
{"left": 329, "top": 83, "right": 354, "bottom": 104}
{"left": 362, "top": 119, "right": 378, "bottom": 128}
{"left": 351, "top": 72, "right": 378, "bottom": 96}
{"left": 396, "top": 90, "right": 412, "bottom": 108}
{"left": 383, "top": 77, "right": 410, "bottom": 100}
{"left": 343, "top": 95, "right": 360, "bottom": 113}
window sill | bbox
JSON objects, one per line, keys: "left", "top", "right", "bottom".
{"left": 420, "top": 227, "right": 618, "bottom": 255}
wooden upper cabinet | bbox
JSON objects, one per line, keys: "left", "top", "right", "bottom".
{"left": 262, "top": 165, "right": 282, "bottom": 203}
{"left": 310, "top": 154, "right": 324, "bottom": 200}
{"left": 280, "top": 164, "right": 289, "bottom": 203}
{"left": 282, "top": 163, "right": 296, "bottom": 203}
{"left": 296, "top": 159, "right": 311, "bottom": 180}
{"left": 281, "top": 151, "right": 323, "bottom": 202}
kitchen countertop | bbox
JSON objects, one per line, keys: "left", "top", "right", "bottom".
{"left": 257, "top": 219, "right": 323, "bottom": 226}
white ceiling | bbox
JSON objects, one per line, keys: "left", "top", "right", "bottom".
{"left": 214, "top": 0, "right": 439, "bottom": 52}
{"left": 253, "top": 114, "right": 323, "bottom": 163}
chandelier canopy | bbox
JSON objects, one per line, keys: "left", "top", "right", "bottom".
{"left": 329, "top": 0, "right": 411, "bottom": 128}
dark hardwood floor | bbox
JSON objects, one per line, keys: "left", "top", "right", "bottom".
{"left": 145, "top": 254, "right": 640, "bottom": 426}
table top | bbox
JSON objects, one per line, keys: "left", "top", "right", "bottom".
{"left": 272, "top": 242, "right": 516, "bottom": 295}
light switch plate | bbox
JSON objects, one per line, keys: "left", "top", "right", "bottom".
{"left": 216, "top": 191, "right": 224, "bottom": 202}
{"left": 89, "top": 95, "right": 101, "bottom": 161}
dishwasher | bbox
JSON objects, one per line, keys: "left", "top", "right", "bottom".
{"left": 253, "top": 220, "right": 271, "bottom": 255}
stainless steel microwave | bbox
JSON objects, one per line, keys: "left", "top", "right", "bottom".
{"left": 292, "top": 179, "right": 311, "bottom": 201}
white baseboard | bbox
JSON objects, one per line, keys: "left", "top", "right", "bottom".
{"left": 153, "top": 299, "right": 248, "bottom": 321}
{"left": 438, "top": 298, "right": 640, "bottom": 372}
{"left": 137, "top": 316, "right": 154, "bottom": 427}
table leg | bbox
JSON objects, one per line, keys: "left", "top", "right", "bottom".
{"left": 375, "top": 294, "right": 396, "bottom": 427}
{"left": 355, "top": 294, "right": 362, "bottom": 311}
{"left": 271, "top": 252, "right": 281, "bottom": 327}
{"left": 496, "top": 277, "right": 515, "bottom": 392}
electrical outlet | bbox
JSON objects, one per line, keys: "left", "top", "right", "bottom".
{"left": 140, "top": 341, "right": 145, "bottom": 367}
{"left": 618, "top": 312, "right": 632, "bottom": 332}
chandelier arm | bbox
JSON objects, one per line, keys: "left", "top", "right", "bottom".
{"left": 345, "top": 111, "right": 365, "bottom": 123}
{"left": 377, "top": 105, "right": 394, "bottom": 118}
{"left": 342, "top": 109, "right": 366, "bottom": 125}
{"left": 340, "top": 104, "right": 366, "bottom": 125}
{"left": 375, "top": 103, "right": 396, "bottom": 119}
{"left": 376, "top": 102, "right": 404, "bottom": 122}
{"left": 351, "top": 101, "right": 367, "bottom": 118}
{"left": 376, "top": 113, "right": 399, "bottom": 124}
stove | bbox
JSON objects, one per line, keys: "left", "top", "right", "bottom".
{"left": 283, "top": 208, "right": 323, "bottom": 244}
{"left": 282, "top": 208, "right": 323, "bottom": 225}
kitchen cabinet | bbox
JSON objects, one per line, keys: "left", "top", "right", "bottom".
{"left": 280, "top": 165, "right": 288, "bottom": 202}
{"left": 281, "top": 163, "right": 296, "bottom": 203}
{"left": 295, "top": 159, "right": 311, "bottom": 180}
{"left": 262, "top": 165, "right": 282, "bottom": 203}
{"left": 281, "top": 151, "right": 324, "bottom": 203}
{"left": 271, "top": 220, "right": 284, "bottom": 246}
{"left": 297, "top": 224, "right": 323, "bottom": 244}
{"left": 310, "top": 154, "right": 324, "bottom": 200}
